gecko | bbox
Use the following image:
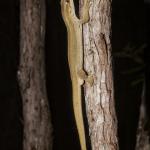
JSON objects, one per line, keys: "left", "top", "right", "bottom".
{"left": 60, "top": 0, "right": 93, "bottom": 150}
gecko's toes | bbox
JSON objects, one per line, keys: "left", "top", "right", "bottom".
{"left": 86, "top": 75, "right": 94, "bottom": 86}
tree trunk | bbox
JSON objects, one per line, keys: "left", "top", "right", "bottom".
{"left": 136, "top": 82, "right": 150, "bottom": 150}
{"left": 81, "top": 0, "right": 119, "bottom": 149}
{"left": 18, "top": 0, "right": 53, "bottom": 149}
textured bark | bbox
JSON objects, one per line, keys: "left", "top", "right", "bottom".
{"left": 81, "top": 0, "right": 119, "bottom": 149}
{"left": 18, "top": 0, "right": 53, "bottom": 149}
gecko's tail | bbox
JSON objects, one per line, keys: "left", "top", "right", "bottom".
{"left": 72, "top": 82, "right": 87, "bottom": 150}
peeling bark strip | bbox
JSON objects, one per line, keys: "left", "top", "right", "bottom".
{"left": 81, "top": 0, "right": 119, "bottom": 149}
{"left": 18, "top": 0, "right": 53, "bottom": 149}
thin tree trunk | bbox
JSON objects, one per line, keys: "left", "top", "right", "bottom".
{"left": 136, "top": 82, "right": 150, "bottom": 150}
{"left": 81, "top": 0, "right": 118, "bottom": 149}
{"left": 18, "top": 0, "right": 53, "bottom": 149}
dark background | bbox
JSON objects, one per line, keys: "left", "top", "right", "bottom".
{"left": 0, "top": 0, "right": 148, "bottom": 150}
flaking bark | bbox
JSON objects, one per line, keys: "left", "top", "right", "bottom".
{"left": 81, "top": 0, "right": 119, "bottom": 149}
{"left": 18, "top": 0, "right": 53, "bottom": 149}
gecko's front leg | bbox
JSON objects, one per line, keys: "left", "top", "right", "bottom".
{"left": 80, "top": 0, "right": 90, "bottom": 23}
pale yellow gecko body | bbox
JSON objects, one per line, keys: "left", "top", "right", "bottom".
{"left": 60, "top": 0, "right": 90, "bottom": 150}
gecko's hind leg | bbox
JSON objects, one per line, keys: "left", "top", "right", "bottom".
{"left": 86, "top": 75, "right": 94, "bottom": 86}
{"left": 77, "top": 69, "right": 94, "bottom": 86}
